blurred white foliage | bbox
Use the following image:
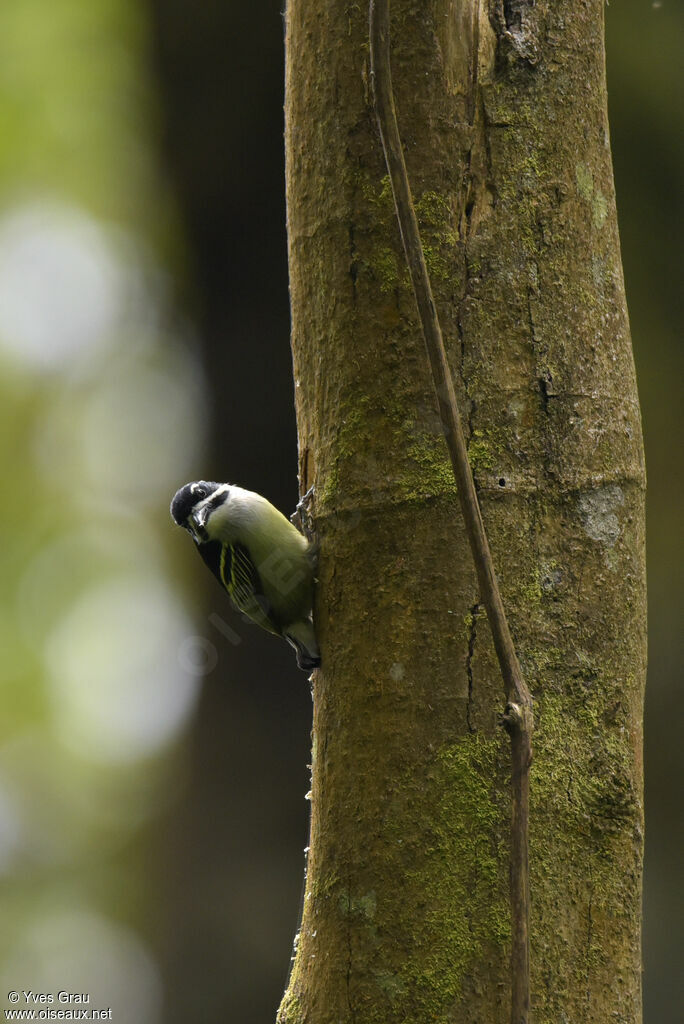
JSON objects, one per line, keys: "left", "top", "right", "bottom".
{"left": 0, "top": 202, "right": 126, "bottom": 370}
{"left": 45, "top": 575, "right": 202, "bottom": 763}
{"left": 79, "top": 356, "right": 204, "bottom": 505}
{"left": 0, "top": 909, "right": 162, "bottom": 1023}
{"left": 0, "top": 197, "right": 208, "bottom": 773}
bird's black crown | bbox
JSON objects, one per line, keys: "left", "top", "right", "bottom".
{"left": 170, "top": 481, "right": 219, "bottom": 526}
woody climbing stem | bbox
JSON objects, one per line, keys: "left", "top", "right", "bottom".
{"left": 369, "top": 2, "right": 534, "bottom": 1021}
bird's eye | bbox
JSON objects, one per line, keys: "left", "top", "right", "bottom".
{"left": 192, "top": 484, "right": 207, "bottom": 499}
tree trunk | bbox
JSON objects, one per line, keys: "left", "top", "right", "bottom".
{"left": 279, "top": 2, "right": 646, "bottom": 1022}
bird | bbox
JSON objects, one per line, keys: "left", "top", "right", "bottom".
{"left": 170, "top": 481, "right": 320, "bottom": 671}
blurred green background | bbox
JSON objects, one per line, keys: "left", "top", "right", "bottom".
{"left": 0, "top": 1, "right": 679, "bottom": 1021}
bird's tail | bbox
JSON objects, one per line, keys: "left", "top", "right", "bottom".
{"left": 284, "top": 619, "right": 320, "bottom": 672}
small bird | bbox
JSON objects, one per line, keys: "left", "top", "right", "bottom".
{"left": 170, "top": 481, "right": 320, "bottom": 671}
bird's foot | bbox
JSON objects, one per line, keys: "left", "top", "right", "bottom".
{"left": 291, "top": 485, "right": 316, "bottom": 543}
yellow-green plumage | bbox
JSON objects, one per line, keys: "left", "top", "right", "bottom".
{"left": 170, "top": 480, "right": 320, "bottom": 670}
{"left": 219, "top": 541, "right": 277, "bottom": 636}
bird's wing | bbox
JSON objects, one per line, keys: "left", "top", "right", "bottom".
{"left": 222, "top": 542, "right": 281, "bottom": 636}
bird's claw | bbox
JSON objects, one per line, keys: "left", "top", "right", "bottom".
{"left": 291, "top": 485, "right": 316, "bottom": 543}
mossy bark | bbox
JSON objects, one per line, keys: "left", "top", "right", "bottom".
{"left": 280, "top": 2, "right": 646, "bottom": 1022}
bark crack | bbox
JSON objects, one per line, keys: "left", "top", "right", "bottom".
{"left": 491, "top": 0, "right": 540, "bottom": 66}
{"left": 502, "top": 0, "right": 530, "bottom": 35}
{"left": 526, "top": 283, "right": 537, "bottom": 348}
{"left": 458, "top": 82, "right": 493, "bottom": 442}
{"left": 457, "top": 247, "right": 477, "bottom": 443}
{"left": 538, "top": 372, "right": 552, "bottom": 414}
{"left": 345, "top": 873, "right": 356, "bottom": 1022}
{"left": 349, "top": 220, "right": 358, "bottom": 301}
{"left": 465, "top": 602, "right": 481, "bottom": 733}
{"left": 457, "top": 205, "right": 475, "bottom": 437}
{"left": 585, "top": 869, "right": 594, "bottom": 1012}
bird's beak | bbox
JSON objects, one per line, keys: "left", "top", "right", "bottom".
{"left": 187, "top": 507, "right": 207, "bottom": 541}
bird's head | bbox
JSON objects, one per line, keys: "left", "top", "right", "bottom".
{"left": 170, "top": 480, "right": 229, "bottom": 543}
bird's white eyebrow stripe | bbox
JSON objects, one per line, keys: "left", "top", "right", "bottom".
{"left": 197, "top": 483, "right": 230, "bottom": 512}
